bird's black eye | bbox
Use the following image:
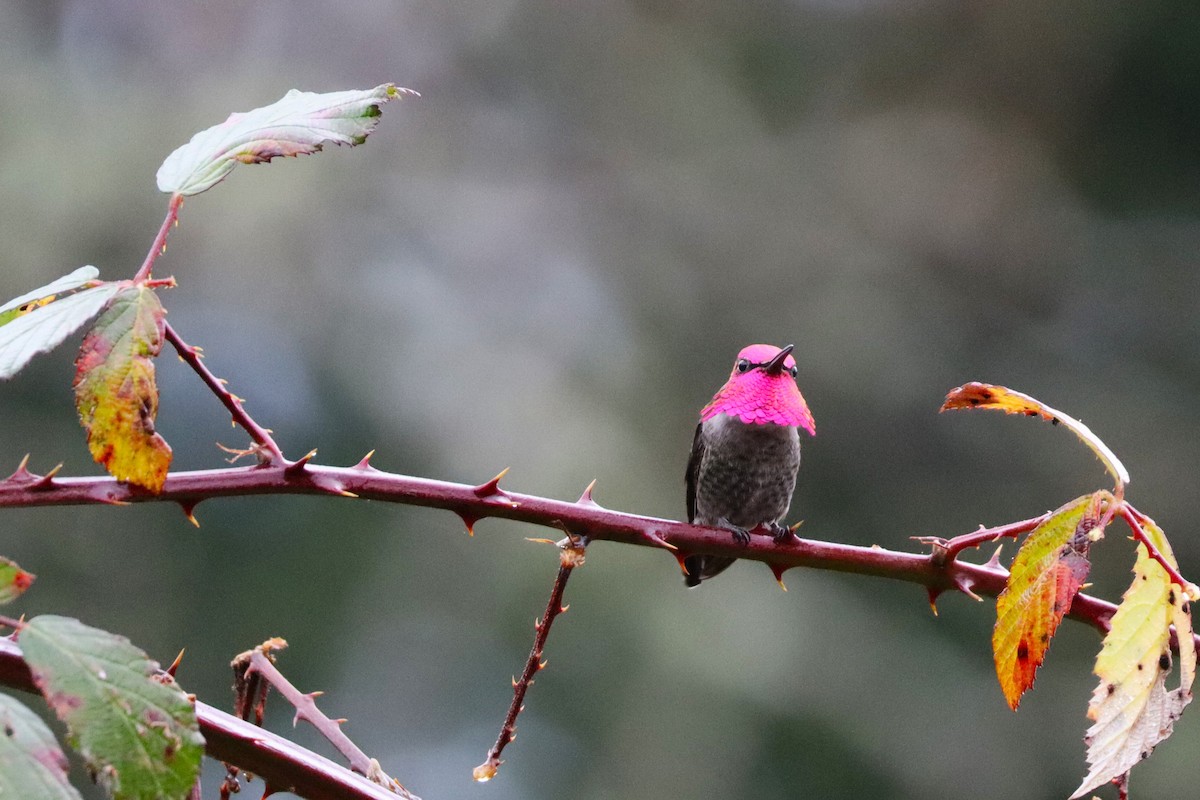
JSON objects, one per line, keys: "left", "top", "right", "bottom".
{"left": 736, "top": 359, "right": 751, "bottom": 373}
{"left": 789, "top": 366, "right": 798, "bottom": 378}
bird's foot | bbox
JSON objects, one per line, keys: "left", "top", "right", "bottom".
{"left": 767, "top": 522, "right": 798, "bottom": 545}
{"left": 717, "top": 518, "right": 752, "bottom": 546}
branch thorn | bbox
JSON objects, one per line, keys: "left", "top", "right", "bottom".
{"left": 641, "top": 529, "right": 678, "bottom": 552}
{"left": 458, "top": 512, "right": 480, "bottom": 537}
{"left": 673, "top": 550, "right": 692, "bottom": 576}
{"left": 166, "top": 649, "right": 185, "bottom": 678}
{"left": 926, "top": 586, "right": 943, "bottom": 616}
{"left": 954, "top": 575, "right": 983, "bottom": 602}
{"left": 769, "top": 563, "right": 789, "bottom": 591}
{"left": 284, "top": 449, "right": 318, "bottom": 476}
{"left": 353, "top": 450, "right": 377, "bottom": 471}
{"left": 179, "top": 500, "right": 201, "bottom": 527}
{"left": 474, "top": 467, "right": 517, "bottom": 505}
{"left": 577, "top": 479, "right": 600, "bottom": 506}
{"left": 983, "top": 544, "right": 1005, "bottom": 570}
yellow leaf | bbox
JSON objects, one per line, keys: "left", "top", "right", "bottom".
{"left": 1072, "top": 517, "right": 1194, "bottom": 798}
{"left": 72, "top": 286, "right": 172, "bottom": 492}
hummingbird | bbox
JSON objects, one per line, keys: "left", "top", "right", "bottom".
{"left": 684, "top": 343, "right": 815, "bottom": 586}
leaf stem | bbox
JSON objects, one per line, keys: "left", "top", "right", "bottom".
{"left": 133, "top": 194, "right": 184, "bottom": 284}
{"left": 1118, "top": 504, "right": 1198, "bottom": 596}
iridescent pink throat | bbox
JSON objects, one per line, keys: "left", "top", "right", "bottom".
{"left": 700, "top": 370, "right": 816, "bottom": 435}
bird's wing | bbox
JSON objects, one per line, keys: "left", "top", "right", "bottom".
{"left": 685, "top": 421, "right": 703, "bottom": 524}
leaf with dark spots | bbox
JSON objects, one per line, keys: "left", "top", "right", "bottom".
{"left": 993, "top": 494, "right": 1100, "bottom": 709}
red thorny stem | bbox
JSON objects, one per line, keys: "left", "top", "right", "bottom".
{"left": 133, "top": 194, "right": 184, "bottom": 284}
{"left": 475, "top": 537, "right": 586, "bottom": 782}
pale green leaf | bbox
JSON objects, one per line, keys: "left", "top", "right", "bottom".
{"left": 156, "top": 83, "right": 415, "bottom": 196}
{"left": 0, "top": 266, "right": 100, "bottom": 319}
{"left": 0, "top": 276, "right": 122, "bottom": 380}
{"left": 0, "top": 693, "right": 84, "bottom": 800}
{"left": 21, "top": 616, "right": 204, "bottom": 800}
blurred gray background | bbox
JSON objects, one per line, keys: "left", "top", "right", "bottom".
{"left": 2, "top": 1, "right": 1200, "bottom": 798}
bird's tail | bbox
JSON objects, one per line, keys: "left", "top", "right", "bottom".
{"left": 683, "top": 555, "right": 736, "bottom": 587}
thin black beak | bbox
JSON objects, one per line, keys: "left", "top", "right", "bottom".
{"left": 763, "top": 344, "right": 795, "bottom": 375}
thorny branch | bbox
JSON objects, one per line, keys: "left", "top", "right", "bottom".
{"left": 475, "top": 536, "right": 586, "bottom": 782}
{"left": 0, "top": 456, "right": 1186, "bottom": 647}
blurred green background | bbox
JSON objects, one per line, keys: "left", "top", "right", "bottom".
{"left": 3, "top": 2, "right": 1200, "bottom": 798}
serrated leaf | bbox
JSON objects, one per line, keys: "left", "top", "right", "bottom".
{"left": 0, "top": 692, "right": 84, "bottom": 800}
{"left": 156, "top": 83, "right": 415, "bottom": 196}
{"left": 1071, "top": 517, "right": 1194, "bottom": 798}
{"left": 73, "top": 286, "right": 172, "bottom": 493}
{"left": 994, "top": 493, "right": 1101, "bottom": 709}
{"left": 20, "top": 616, "right": 203, "bottom": 800}
{"left": 941, "top": 383, "right": 1129, "bottom": 487}
{"left": 0, "top": 268, "right": 122, "bottom": 380}
{"left": 0, "top": 556, "right": 36, "bottom": 604}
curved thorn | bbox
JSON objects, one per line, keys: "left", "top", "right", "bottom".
{"left": 577, "top": 479, "right": 600, "bottom": 506}
{"left": 166, "top": 649, "right": 186, "bottom": 677}
{"left": 983, "top": 544, "right": 1005, "bottom": 570}
{"left": 642, "top": 529, "right": 678, "bottom": 552}
{"left": 769, "top": 563, "right": 789, "bottom": 591}
{"left": 674, "top": 550, "right": 692, "bottom": 576}
{"left": 927, "top": 586, "right": 943, "bottom": 616}
{"left": 459, "top": 512, "right": 480, "bottom": 536}
{"left": 354, "top": 449, "right": 377, "bottom": 470}
{"left": 179, "top": 500, "right": 201, "bottom": 528}
{"left": 474, "top": 467, "right": 511, "bottom": 499}
{"left": 284, "top": 449, "right": 318, "bottom": 476}
{"left": 955, "top": 576, "right": 983, "bottom": 602}
{"left": 36, "top": 463, "right": 63, "bottom": 487}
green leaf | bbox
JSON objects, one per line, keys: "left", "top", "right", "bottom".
{"left": 1072, "top": 517, "right": 1194, "bottom": 798}
{"left": 0, "top": 693, "right": 84, "bottom": 800}
{"left": 73, "top": 286, "right": 172, "bottom": 493}
{"left": 0, "top": 268, "right": 122, "bottom": 380}
{"left": 0, "top": 556, "right": 36, "bottom": 604}
{"left": 993, "top": 493, "right": 1100, "bottom": 709}
{"left": 20, "top": 616, "right": 203, "bottom": 800}
{"left": 156, "top": 83, "right": 416, "bottom": 196}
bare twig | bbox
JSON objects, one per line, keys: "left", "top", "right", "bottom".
{"left": 231, "top": 638, "right": 418, "bottom": 799}
{"left": 475, "top": 537, "right": 586, "bottom": 782}
{"left": 163, "top": 322, "right": 287, "bottom": 465}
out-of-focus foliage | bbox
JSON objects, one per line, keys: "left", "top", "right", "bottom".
{"left": 3, "top": 2, "right": 1200, "bottom": 798}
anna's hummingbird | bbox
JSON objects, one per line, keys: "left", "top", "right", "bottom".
{"left": 683, "top": 343, "right": 815, "bottom": 586}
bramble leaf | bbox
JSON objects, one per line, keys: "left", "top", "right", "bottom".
{"left": 0, "top": 556, "right": 36, "bottom": 604}
{"left": 156, "top": 83, "right": 416, "bottom": 196}
{"left": 20, "top": 615, "right": 204, "bottom": 800}
{"left": 0, "top": 267, "right": 122, "bottom": 380}
{"left": 941, "top": 382, "right": 1129, "bottom": 488}
{"left": 994, "top": 493, "right": 1102, "bottom": 709}
{"left": 0, "top": 692, "right": 83, "bottom": 800}
{"left": 1072, "top": 517, "right": 1194, "bottom": 797}
{"left": 73, "top": 286, "right": 172, "bottom": 492}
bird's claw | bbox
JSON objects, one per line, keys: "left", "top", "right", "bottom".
{"left": 767, "top": 522, "right": 797, "bottom": 545}
{"left": 717, "top": 518, "right": 752, "bottom": 546}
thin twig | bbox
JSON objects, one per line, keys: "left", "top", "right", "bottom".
{"left": 163, "top": 322, "right": 287, "bottom": 465}
{"left": 232, "top": 639, "right": 418, "bottom": 799}
{"left": 914, "top": 513, "right": 1049, "bottom": 562}
{"left": 475, "top": 538, "right": 586, "bottom": 782}
{"left": 132, "top": 195, "right": 184, "bottom": 284}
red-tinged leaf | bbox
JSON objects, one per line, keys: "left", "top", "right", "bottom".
{"left": 0, "top": 693, "right": 83, "bottom": 800}
{"left": 941, "top": 382, "right": 1129, "bottom": 488}
{"left": 73, "top": 286, "right": 172, "bottom": 493}
{"left": 993, "top": 493, "right": 1104, "bottom": 709}
{"left": 0, "top": 556, "right": 35, "bottom": 604}
{"left": 156, "top": 84, "right": 417, "bottom": 197}
{"left": 0, "top": 267, "right": 123, "bottom": 380}
{"left": 1072, "top": 517, "right": 1194, "bottom": 797}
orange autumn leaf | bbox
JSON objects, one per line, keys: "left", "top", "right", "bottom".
{"left": 942, "top": 382, "right": 1130, "bottom": 488}
{"left": 993, "top": 493, "right": 1104, "bottom": 709}
{"left": 72, "top": 286, "right": 172, "bottom": 492}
